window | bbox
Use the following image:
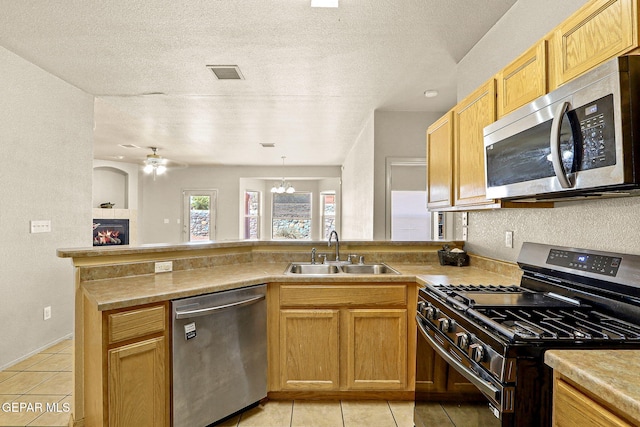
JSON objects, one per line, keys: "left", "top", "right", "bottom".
{"left": 244, "top": 190, "right": 261, "bottom": 239}
{"left": 272, "top": 192, "right": 312, "bottom": 240}
{"left": 183, "top": 190, "right": 217, "bottom": 242}
{"left": 321, "top": 192, "right": 336, "bottom": 239}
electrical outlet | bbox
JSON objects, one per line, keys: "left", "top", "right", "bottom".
{"left": 44, "top": 306, "right": 51, "bottom": 320}
{"left": 462, "top": 227, "right": 468, "bottom": 241}
{"left": 31, "top": 220, "right": 51, "bottom": 233}
{"left": 505, "top": 231, "right": 514, "bottom": 248}
{"left": 155, "top": 261, "right": 173, "bottom": 273}
{"left": 462, "top": 212, "right": 468, "bottom": 227}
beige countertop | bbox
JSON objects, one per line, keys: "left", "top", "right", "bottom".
{"left": 82, "top": 262, "right": 519, "bottom": 311}
{"left": 545, "top": 350, "right": 640, "bottom": 424}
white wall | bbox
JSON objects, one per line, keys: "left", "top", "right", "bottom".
{"left": 140, "top": 165, "right": 341, "bottom": 243}
{"left": 0, "top": 46, "right": 93, "bottom": 369}
{"left": 457, "top": 0, "right": 640, "bottom": 262}
{"left": 372, "top": 111, "right": 443, "bottom": 240}
{"left": 341, "top": 113, "right": 375, "bottom": 239}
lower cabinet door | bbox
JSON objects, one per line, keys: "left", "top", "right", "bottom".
{"left": 346, "top": 309, "right": 407, "bottom": 390}
{"left": 279, "top": 309, "right": 340, "bottom": 391}
{"left": 108, "top": 336, "right": 167, "bottom": 427}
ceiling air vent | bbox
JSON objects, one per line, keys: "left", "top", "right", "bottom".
{"left": 206, "top": 65, "right": 245, "bottom": 80}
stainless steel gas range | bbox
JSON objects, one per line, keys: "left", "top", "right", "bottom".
{"left": 415, "top": 242, "right": 640, "bottom": 427}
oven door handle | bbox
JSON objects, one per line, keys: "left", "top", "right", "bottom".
{"left": 417, "top": 317, "right": 500, "bottom": 400}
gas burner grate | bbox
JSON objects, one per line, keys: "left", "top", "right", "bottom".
{"left": 476, "top": 307, "right": 640, "bottom": 341}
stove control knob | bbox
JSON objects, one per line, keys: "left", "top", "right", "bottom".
{"left": 470, "top": 343, "right": 485, "bottom": 363}
{"left": 437, "top": 318, "right": 455, "bottom": 333}
{"left": 425, "top": 306, "right": 439, "bottom": 320}
{"left": 456, "top": 332, "right": 470, "bottom": 350}
{"left": 418, "top": 301, "right": 427, "bottom": 316}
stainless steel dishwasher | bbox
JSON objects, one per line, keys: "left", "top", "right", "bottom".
{"left": 171, "top": 284, "right": 267, "bottom": 427}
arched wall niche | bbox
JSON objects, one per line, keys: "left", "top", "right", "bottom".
{"left": 93, "top": 166, "right": 128, "bottom": 208}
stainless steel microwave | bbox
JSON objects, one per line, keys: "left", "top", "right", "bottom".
{"left": 484, "top": 56, "right": 640, "bottom": 201}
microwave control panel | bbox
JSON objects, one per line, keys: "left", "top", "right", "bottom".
{"left": 574, "top": 94, "right": 616, "bottom": 171}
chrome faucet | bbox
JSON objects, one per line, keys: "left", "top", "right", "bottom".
{"left": 310, "top": 247, "right": 317, "bottom": 264}
{"left": 328, "top": 230, "right": 340, "bottom": 262}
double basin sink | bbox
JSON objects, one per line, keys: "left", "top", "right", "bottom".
{"left": 286, "top": 262, "right": 400, "bottom": 275}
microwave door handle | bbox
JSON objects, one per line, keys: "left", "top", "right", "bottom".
{"left": 550, "top": 101, "right": 573, "bottom": 188}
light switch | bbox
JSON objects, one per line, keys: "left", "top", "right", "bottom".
{"left": 30, "top": 220, "right": 51, "bottom": 233}
{"left": 505, "top": 231, "right": 514, "bottom": 248}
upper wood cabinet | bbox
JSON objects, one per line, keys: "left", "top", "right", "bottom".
{"left": 453, "top": 79, "right": 496, "bottom": 207}
{"left": 497, "top": 40, "right": 548, "bottom": 118}
{"left": 426, "top": 111, "right": 454, "bottom": 209}
{"left": 550, "top": 0, "right": 637, "bottom": 89}
{"left": 425, "top": 81, "right": 498, "bottom": 211}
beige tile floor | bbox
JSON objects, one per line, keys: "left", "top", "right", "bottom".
{"left": 0, "top": 339, "right": 72, "bottom": 427}
{"left": 0, "top": 339, "right": 486, "bottom": 427}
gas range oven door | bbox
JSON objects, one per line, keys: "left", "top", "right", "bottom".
{"left": 415, "top": 316, "right": 513, "bottom": 427}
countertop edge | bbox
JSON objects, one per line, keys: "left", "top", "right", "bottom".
{"left": 545, "top": 349, "right": 640, "bottom": 424}
{"left": 81, "top": 263, "right": 516, "bottom": 312}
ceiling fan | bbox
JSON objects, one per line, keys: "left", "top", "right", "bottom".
{"left": 142, "top": 147, "right": 186, "bottom": 179}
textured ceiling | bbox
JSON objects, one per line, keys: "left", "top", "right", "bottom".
{"left": 0, "top": 0, "right": 516, "bottom": 166}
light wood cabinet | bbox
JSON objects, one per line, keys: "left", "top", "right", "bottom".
{"left": 426, "top": 111, "right": 454, "bottom": 209}
{"left": 550, "top": 0, "right": 637, "bottom": 90}
{"left": 279, "top": 309, "right": 340, "bottom": 390}
{"left": 553, "top": 374, "right": 637, "bottom": 427}
{"left": 497, "top": 40, "right": 548, "bottom": 118}
{"left": 84, "top": 298, "right": 170, "bottom": 427}
{"left": 108, "top": 337, "right": 167, "bottom": 427}
{"left": 345, "top": 309, "right": 407, "bottom": 390}
{"left": 453, "top": 79, "right": 496, "bottom": 207}
{"left": 425, "top": 80, "right": 498, "bottom": 212}
{"left": 268, "top": 282, "right": 416, "bottom": 398}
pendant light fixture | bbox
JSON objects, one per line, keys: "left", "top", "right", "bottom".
{"left": 271, "top": 156, "right": 295, "bottom": 194}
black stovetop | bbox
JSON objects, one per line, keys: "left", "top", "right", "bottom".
{"left": 424, "top": 283, "right": 640, "bottom": 343}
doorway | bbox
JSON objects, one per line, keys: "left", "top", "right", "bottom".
{"left": 385, "top": 158, "right": 431, "bottom": 241}
{"left": 183, "top": 189, "right": 217, "bottom": 242}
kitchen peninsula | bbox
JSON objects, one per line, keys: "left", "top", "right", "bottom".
{"left": 59, "top": 239, "right": 520, "bottom": 426}
{"left": 58, "top": 240, "right": 640, "bottom": 427}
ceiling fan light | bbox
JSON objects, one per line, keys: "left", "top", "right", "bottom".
{"left": 143, "top": 164, "right": 154, "bottom": 174}
{"left": 156, "top": 165, "right": 167, "bottom": 175}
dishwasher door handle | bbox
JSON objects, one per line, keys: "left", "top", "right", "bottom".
{"left": 175, "top": 294, "right": 265, "bottom": 319}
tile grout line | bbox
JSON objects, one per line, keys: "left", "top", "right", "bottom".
{"left": 387, "top": 401, "right": 399, "bottom": 427}
{"left": 289, "top": 400, "right": 295, "bottom": 427}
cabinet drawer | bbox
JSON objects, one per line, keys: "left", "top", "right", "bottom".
{"left": 108, "top": 304, "right": 166, "bottom": 344}
{"left": 279, "top": 285, "right": 406, "bottom": 307}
